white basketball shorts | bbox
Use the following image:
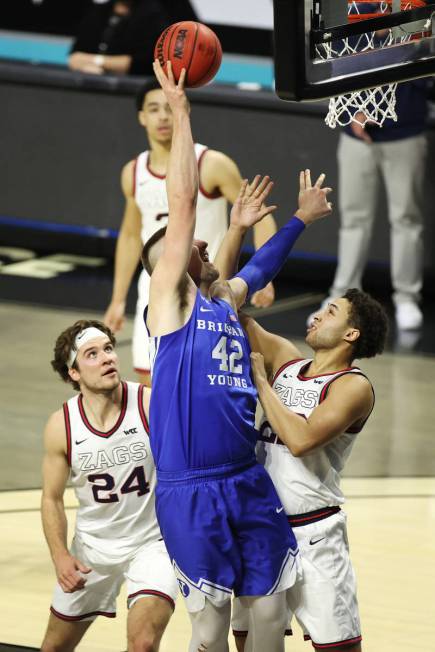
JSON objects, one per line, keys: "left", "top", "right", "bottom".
{"left": 50, "top": 535, "right": 178, "bottom": 622}
{"left": 232, "top": 510, "right": 362, "bottom": 648}
{"left": 132, "top": 271, "right": 151, "bottom": 373}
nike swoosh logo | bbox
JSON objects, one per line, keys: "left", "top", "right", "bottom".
{"left": 309, "top": 537, "right": 325, "bottom": 546}
{"left": 75, "top": 439, "right": 88, "bottom": 446}
{"left": 200, "top": 307, "right": 213, "bottom": 312}
{"left": 276, "top": 506, "right": 284, "bottom": 514}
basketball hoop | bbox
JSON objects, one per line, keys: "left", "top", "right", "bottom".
{"left": 320, "top": 0, "right": 431, "bottom": 129}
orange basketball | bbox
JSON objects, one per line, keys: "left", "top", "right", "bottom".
{"left": 154, "top": 21, "right": 222, "bottom": 88}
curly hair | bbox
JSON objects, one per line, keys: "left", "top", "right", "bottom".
{"left": 343, "top": 289, "right": 389, "bottom": 360}
{"left": 51, "top": 320, "right": 116, "bottom": 391}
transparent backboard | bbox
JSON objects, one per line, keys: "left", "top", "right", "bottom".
{"left": 273, "top": 0, "right": 435, "bottom": 101}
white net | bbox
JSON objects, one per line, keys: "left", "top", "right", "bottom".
{"left": 320, "top": 1, "right": 430, "bottom": 128}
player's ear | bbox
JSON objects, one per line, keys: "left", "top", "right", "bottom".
{"left": 138, "top": 110, "right": 147, "bottom": 128}
{"left": 344, "top": 328, "right": 360, "bottom": 344}
{"left": 68, "top": 366, "right": 80, "bottom": 384}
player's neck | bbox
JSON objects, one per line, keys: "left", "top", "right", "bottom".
{"left": 308, "top": 349, "right": 354, "bottom": 376}
{"left": 80, "top": 382, "right": 123, "bottom": 430}
{"left": 148, "top": 140, "right": 171, "bottom": 173}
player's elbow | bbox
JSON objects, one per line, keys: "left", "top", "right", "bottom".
{"left": 287, "top": 440, "right": 314, "bottom": 457}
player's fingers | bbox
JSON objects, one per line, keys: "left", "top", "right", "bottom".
{"left": 314, "top": 172, "right": 326, "bottom": 188}
{"left": 237, "top": 179, "right": 249, "bottom": 199}
{"left": 166, "top": 60, "right": 175, "bottom": 84}
{"left": 178, "top": 67, "right": 186, "bottom": 90}
{"left": 322, "top": 187, "right": 333, "bottom": 196}
{"left": 247, "top": 175, "right": 261, "bottom": 196}
{"left": 259, "top": 204, "right": 278, "bottom": 219}
{"left": 76, "top": 561, "right": 92, "bottom": 574}
{"left": 60, "top": 575, "right": 76, "bottom": 592}
{"left": 252, "top": 175, "right": 270, "bottom": 196}
{"left": 258, "top": 181, "right": 274, "bottom": 204}
{"left": 299, "top": 170, "right": 305, "bottom": 191}
{"left": 305, "top": 169, "right": 312, "bottom": 188}
{"left": 153, "top": 59, "right": 166, "bottom": 86}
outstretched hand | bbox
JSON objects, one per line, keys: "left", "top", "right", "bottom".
{"left": 230, "top": 175, "right": 277, "bottom": 230}
{"left": 152, "top": 59, "right": 189, "bottom": 113}
{"left": 296, "top": 169, "right": 333, "bottom": 225}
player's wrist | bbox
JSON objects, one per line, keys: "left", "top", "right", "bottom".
{"left": 294, "top": 209, "right": 311, "bottom": 224}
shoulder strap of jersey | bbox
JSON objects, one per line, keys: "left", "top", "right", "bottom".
{"left": 319, "top": 369, "right": 375, "bottom": 434}
{"left": 137, "top": 383, "right": 150, "bottom": 434}
{"left": 63, "top": 402, "right": 72, "bottom": 467}
{"left": 272, "top": 359, "right": 309, "bottom": 386}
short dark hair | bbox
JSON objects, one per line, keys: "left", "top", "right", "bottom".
{"left": 343, "top": 289, "right": 389, "bottom": 360}
{"left": 135, "top": 79, "right": 162, "bottom": 112}
{"left": 51, "top": 320, "right": 116, "bottom": 391}
{"left": 141, "top": 226, "right": 167, "bottom": 275}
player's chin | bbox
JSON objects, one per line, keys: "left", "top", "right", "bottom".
{"left": 101, "top": 371, "right": 121, "bottom": 387}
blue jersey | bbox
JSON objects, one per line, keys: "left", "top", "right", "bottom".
{"left": 147, "top": 290, "right": 258, "bottom": 474}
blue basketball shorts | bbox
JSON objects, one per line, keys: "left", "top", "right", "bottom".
{"left": 155, "top": 462, "right": 301, "bottom": 612}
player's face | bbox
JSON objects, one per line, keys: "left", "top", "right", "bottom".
{"left": 138, "top": 89, "right": 173, "bottom": 143}
{"left": 188, "top": 239, "right": 219, "bottom": 286}
{"left": 72, "top": 337, "right": 121, "bottom": 392}
{"left": 306, "top": 298, "right": 355, "bottom": 350}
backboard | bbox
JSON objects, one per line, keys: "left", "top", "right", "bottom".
{"left": 273, "top": 0, "right": 435, "bottom": 101}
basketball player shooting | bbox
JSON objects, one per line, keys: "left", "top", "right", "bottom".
{"left": 144, "top": 59, "right": 332, "bottom": 652}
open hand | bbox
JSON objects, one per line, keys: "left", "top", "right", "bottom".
{"left": 230, "top": 175, "right": 277, "bottom": 230}
{"left": 153, "top": 59, "right": 188, "bottom": 113}
{"left": 295, "top": 169, "right": 333, "bottom": 225}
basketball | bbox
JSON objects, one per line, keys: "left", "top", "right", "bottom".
{"left": 154, "top": 21, "right": 222, "bottom": 88}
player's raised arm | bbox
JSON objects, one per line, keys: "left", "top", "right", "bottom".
{"left": 214, "top": 175, "right": 276, "bottom": 281}
{"left": 229, "top": 169, "right": 333, "bottom": 309}
{"left": 240, "top": 312, "right": 302, "bottom": 380}
{"left": 148, "top": 61, "right": 198, "bottom": 310}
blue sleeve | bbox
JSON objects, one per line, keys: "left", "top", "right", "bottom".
{"left": 234, "top": 216, "right": 305, "bottom": 298}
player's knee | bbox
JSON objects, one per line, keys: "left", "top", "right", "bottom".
{"left": 128, "top": 630, "right": 160, "bottom": 652}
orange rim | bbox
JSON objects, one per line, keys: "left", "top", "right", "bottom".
{"left": 348, "top": 0, "right": 427, "bottom": 21}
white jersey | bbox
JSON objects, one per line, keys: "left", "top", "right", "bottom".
{"left": 257, "top": 359, "right": 373, "bottom": 515}
{"left": 134, "top": 143, "right": 228, "bottom": 260}
{"left": 131, "top": 144, "right": 230, "bottom": 372}
{"left": 64, "top": 381, "right": 160, "bottom": 556}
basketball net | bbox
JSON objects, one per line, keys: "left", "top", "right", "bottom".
{"left": 320, "top": 0, "right": 431, "bottom": 128}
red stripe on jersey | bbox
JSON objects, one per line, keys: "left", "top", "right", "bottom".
{"left": 298, "top": 362, "right": 357, "bottom": 381}
{"left": 50, "top": 605, "right": 116, "bottom": 621}
{"left": 272, "top": 359, "right": 305, "bottom": 386}
{"left": 138, "top": 384, "right": 150, "bottom": 434}
{"left": 313, "top": 635, "right": 362, "bottom": 649}
{"left": 198, "top": 149, "right": 222, "bottom": 199}
{"left": 128, "top": 589, "right": 175, "bottom": 610}
{"left": 63, "top": 403, "right": 72, "bottom": 467}
{"left": 146, "top": 152, "right": 165, "bottom": 179}
{"left": 78, "top": 381, "right": 128, "bottom": 438}
{"left": 132, "top": 157, "right": 138, "bottom": 197}
{"left": 319, "top": 371, "right": 374, "bottom": 433}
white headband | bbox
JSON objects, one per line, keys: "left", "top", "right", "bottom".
{"left": 68, "top": 327, "right": 108, "bottom": 368}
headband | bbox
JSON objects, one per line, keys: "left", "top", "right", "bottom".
{"left": 68, "top": 327, "right": 108, "bottom": 368}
